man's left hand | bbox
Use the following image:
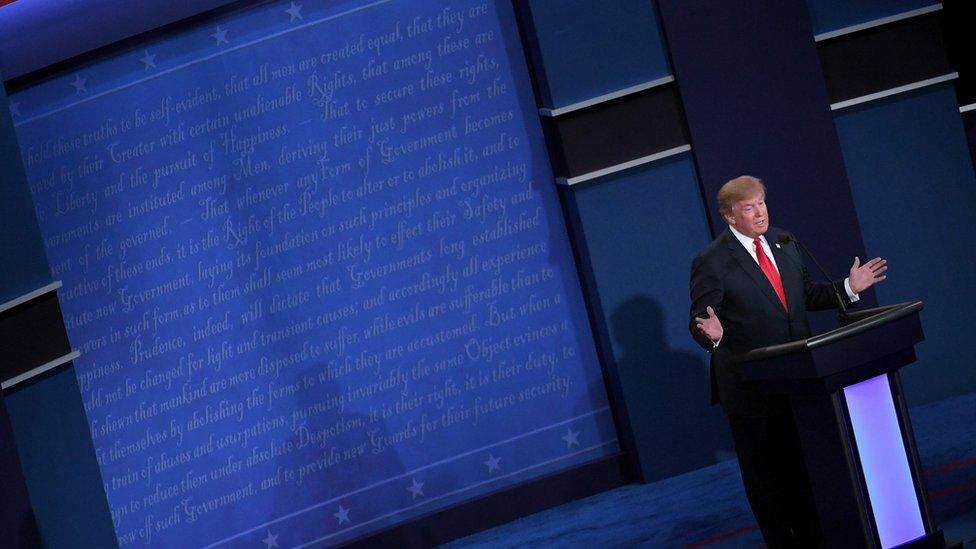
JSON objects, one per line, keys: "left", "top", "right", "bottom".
{"left": 849, "top": 256, "right": 887, "bottom": 294}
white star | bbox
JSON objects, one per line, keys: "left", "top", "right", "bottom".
{"left": 211, "top": 25, "right": 229, "bottom": 45}
{"left": 139, "top": 50, "right": 156, "bottom": 70}
{"left": 261, "top": 530, "right": 279, "bottom": 549}
{"left": 333, "top": 504, "right": 350, "bottom": 525}
{"left": 9, "top": 101, "right": 20, "bottom": 117}
{"left": 71, "top": 74, "right": 87, "bottom": 94}
{"left": 484, "top": 453, "right": 501, "bottom": 473}
{"left": 562, "top": 427, "right": 580, "bottom": 449}
{"left": 407, "top": 478, "right": 424, "bottom": 499}
{"left": 285, "top": 2, "right": 303, "bottom": 21}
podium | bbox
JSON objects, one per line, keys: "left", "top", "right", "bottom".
{"left": 734, "top": 301, "right": 946, "bottom": 549}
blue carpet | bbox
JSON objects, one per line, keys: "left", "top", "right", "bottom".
{"left": 444, "top": 392, "right": 976, "bottom": 548}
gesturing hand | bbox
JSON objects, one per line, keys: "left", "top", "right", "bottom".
{"left": 694, "top": 306, "right": 723, "bottom": 344}
{"left": 849, "top": 256, "right": 888, "bottom": 294}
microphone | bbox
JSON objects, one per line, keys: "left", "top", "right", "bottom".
{"left": 776, "top": 233, "right": 848, "bottom": 316}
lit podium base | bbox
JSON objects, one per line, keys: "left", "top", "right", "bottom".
{"left": 735, "top": 301, "right": 946, "bottom": 549}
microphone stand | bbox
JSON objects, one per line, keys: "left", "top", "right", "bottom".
{"left": 777, "top": 234, "right": 851, "bottom": 326}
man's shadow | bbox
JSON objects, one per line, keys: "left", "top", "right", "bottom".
{"left": 610, "top": 296, "right": 733, "bottom": 481}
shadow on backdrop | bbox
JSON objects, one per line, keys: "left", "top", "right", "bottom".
{"left": 610, "top": 296, "right": 732, "bottom": 481}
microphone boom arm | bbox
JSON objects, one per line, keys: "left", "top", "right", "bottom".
{"left": 777, "top": 233, "right": 848, "bottom": 316}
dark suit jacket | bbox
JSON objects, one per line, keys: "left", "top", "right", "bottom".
{"left": 689, "top": 226, "right": 850, "bottom": 417}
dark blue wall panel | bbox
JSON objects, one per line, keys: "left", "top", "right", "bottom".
{"left": 519, "top": 0, "right": 671, "bottom": 109}
{"left": 570, "top": 155, "right": 732, "bottom": 481}
{"left": 964, "top": 113, "right": 976, "bottom": 173}
{"left": 1, "top": 117, "right": 112, "bottom": 549}
{"left": 806, "top": 0, "right": 938, "bottom": 36}
{"left": 0, "top": 392, "right": 40, "bottom": 547}
{"left": 5, "top": 368, "right": 117, "bottom": 548}
{"left": 1, "top": 81, "right": 50, "bottom": 301}
{"left": 834, "top": 84, "right": 976, "bottom": 405}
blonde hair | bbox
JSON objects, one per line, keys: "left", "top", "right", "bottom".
{"left": 717, "top": 176, "right": 766, "bottom": 217}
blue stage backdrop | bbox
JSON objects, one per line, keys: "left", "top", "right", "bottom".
{"left": 10, "top": 0, "right": 618, "bottom": 546}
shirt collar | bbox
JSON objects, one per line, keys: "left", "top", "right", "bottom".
{"left": 728, "top": 224, "right": 766, "bottom": 251}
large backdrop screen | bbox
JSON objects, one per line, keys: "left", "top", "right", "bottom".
{"left": 11, "top": 0, "right": 617, "bottom": 546}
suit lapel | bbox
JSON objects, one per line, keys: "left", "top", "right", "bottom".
{"left": 724, "top": 229, "right": 788, "bottom": 316}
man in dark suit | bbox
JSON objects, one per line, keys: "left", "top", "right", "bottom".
{"left": 689, "top": 175, "right": 886, "bottom": 547}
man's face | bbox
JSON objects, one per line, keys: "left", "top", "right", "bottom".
{"left": 725, "top": 191, "right": 768, "bottom": 239}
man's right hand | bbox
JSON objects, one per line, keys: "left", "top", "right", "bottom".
{"left": 694, "top": 306, "right": 723, "bottom": 344}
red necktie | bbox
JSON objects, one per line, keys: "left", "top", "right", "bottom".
{"left": 754, "top": 237, "right": 789, "bottom": 312}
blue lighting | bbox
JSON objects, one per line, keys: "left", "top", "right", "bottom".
{"left": 844, "top": 374, "right": 925, "bottom": 548}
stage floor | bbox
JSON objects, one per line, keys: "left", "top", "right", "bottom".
{"left": 446, "top": 392, "right": 976, "bottom": 548}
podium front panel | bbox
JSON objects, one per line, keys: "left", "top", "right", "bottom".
{"left": 844, "top": 373, "right": 925, "bottom": 548}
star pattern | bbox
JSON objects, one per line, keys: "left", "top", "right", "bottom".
{"left": 334, "top": 504, "right": 350, "bottom": 525}
{"left": 484, "top": 453, "right": 501, "bottom": 473}
{"left": 139, "top": 50, "right": 157, "bottom": 70}
{"left": 211, "top": 25, "right": 229, "bottom": 45}
{"left": 407, "top": 478, "right": 424, "bottom": 499}
{"left": 71, "top": 74, "right": 87, "bottom": 94}
{"left": 285, "top": 2, "right": 303, "bottom": 21}
{"left": 562, "top": 427, "right": 580, "bottom": 449}
{"left": 261, "top": 530, "right": 279, "bottom": 549}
